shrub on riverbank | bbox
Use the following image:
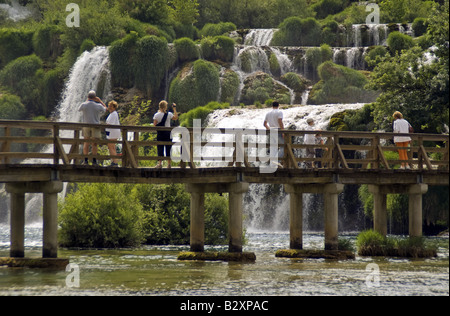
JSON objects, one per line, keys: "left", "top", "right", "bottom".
{"left": 59, "top": 184, "right": 146, "bottom": 248}
{"left": 59, "top": 183, "right": 230, "bottom": 248}
{"left": 356, "top": 230, "right": 437, "bottom": 258}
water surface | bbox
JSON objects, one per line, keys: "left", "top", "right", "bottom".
{"left": 0, "top": 226, "right": 448, "bottom": 296}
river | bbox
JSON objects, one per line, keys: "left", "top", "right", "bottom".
{"left": 0, "top": 225, "right": 448, "bottom": 296}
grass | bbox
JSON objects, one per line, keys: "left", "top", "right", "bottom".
{"left": 356, "top": 230, "right": 438, "bottom": 258}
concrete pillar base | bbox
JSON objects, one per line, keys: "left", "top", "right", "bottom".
{"left": 185, "top": 182, "right": 249, "bottom": 254}
{"left": 6, "top": 181, "right": 63, "bottom": 259}
{"left": 323, "top": 184, "right": 344, "bottom": 251}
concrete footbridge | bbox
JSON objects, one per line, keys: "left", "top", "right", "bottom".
{"left": 1, "top": 120, "right": 448, "bottom": 262}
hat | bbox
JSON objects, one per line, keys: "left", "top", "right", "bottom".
{"left": 307, "top": 118, "right": 314, "bottom": 124}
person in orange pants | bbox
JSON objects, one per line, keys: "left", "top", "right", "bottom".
{"left": 392, "top": 111, "right": 412, "bottom": 169}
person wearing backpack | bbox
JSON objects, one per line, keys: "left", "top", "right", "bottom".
{"left": 153, "top": 101, "right": 179, "bottom": 168}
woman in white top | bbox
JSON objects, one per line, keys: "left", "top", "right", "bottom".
{"left": 392, "top": 111, "right": 412, "bottom": 169}
{"left": 153, "top": 100, "right": 179, "bottom": 168}
{"left": 105, "top": 101, "right": 121, "bottom": 166}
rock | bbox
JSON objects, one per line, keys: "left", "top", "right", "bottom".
{"left": 0, "top": 257, "right": 69, "bottom": 269}
{"left": 275, "top": 249, "right": 355, "bottom": 260}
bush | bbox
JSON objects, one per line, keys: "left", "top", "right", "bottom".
{"left": 220, "top": 70, "right": 240, "bottom": 104}
{"left": 134, "top": 183, "right": 229, "bottom": 245}
{"left": 309, "top": 61, "right": 377, "bottom": 104}
{"left": 79, "top": 39, "right": 96, "bottom": 54}
{"left": 200, "top": 36, "right": 235, "bottom": 62}
{"left": 169, "top": 60, "right": 220, "bottom": 111}
{"left": 59, "top": 184, "right": 146, "bottom": 248}
{"left": 174, "top": 37, "right": 199, "bottom": 63}
{"left": 272, "top": 17, "right": 322, "bottom": 46}
{"left": 179, "top": 101, "right": 229, "bottom": 127}
{"left": 312, "top": 0, "right": 349, "bottom": 20}
{"left": 0, "top": 28, "right": 33, "bottom": 69}
{"left": 200, "top": 22, "right": 236, "bottom": 37}
{"left": 0, "top": 54, "right": 44, "bottom": 115}
{"left": 135, "top": 35, "right": 169, "bottom": 97}
{"left": 356, "top": 230, "right": 437, "bottom": 257}
{"left": 365, "top": 46, "right": 389, "bottom": 69}
{"left": 0, "top": 94, "right": 26, "bottom": 120}
{"left": 32, "top": 25, "right": 63, "bottom": 62}
{"left": 412, "top": 17, "right": 429, "bottom": 37}
{"left": 387, "top": 31, "right": 415, "bottom": 55}
{"left": 109, "top": 32, "right": 139, "bottom": 89}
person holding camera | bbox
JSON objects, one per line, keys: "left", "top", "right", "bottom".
{"left": 153, "top": 101, "right": 179, "bottom": 168}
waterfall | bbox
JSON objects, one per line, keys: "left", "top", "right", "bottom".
{"left": 0, "top": 0, "right": 33, "bottom": 22}
{"left": 56, "top": 46, "right": 112, "bottom": 124}
{"left": 206, "top": 103, "right": 365, "bottom": 231}
{"left": 244, "top": 29, "right": 276, "bottom": 46}
{"left": 0, "top": 47, "right": 112, "bottom": 225}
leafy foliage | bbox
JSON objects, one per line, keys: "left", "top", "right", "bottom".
{"left": 59, "top": 183, "right": 146, "bottom": 248}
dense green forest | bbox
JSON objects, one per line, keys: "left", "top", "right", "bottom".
{"left": 1, "top": 0, "right": 448, "bottom": 246}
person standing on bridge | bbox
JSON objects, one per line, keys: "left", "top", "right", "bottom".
{"left": 393, "top": 111, "right": 412, "bottom": 170}
{"left": 105, "top": 101, "right": 121, "bottom": 167}
{"left": 304, "top": 118, "right": 316, "bottom": 168}
{"left": 264, "top": 101, "right": 285, "bottom": 160}
{"left": 78, "top": 90, "right": 107, "bottom": 165}
{"left": 154, "top": 101, "right": 178, "bottom": 168}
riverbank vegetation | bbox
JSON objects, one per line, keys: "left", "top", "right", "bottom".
{"left": 59, "top": 183, "right": 229, "bottom": 248}
{"left": 356, "top": 230, "right": 438, "bottom": 258}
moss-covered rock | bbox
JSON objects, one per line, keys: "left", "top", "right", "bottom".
{"left": 0, "top": 257, "right": 69, "bottom": 269}
{"left": 169, "top": 60, "right": 220, "bottom": 112}
{"left": 308, "top": 61, "right": 378, "bottom": 105}
{"left": 275, "top": 249, "right": 355, "bottom": 260}
{"left": 240, "top": 72, "right": 291, "bottom": 105}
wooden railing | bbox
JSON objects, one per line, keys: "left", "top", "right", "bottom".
{"left": 0, "top": 120, "right": 448, "bottom": 171}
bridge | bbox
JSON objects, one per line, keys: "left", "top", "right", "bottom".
{"left": 0, "top": 119, "right": 448, "bottom": 262}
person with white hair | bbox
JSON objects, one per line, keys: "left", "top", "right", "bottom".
{"left": 78, "top": 90, "right": 107, "bottom": 165}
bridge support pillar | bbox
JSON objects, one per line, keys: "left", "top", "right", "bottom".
{"left": 323, "top": 184, "right": 344, "bottom": 250}
{"left": 186, "top": 182, "right": 249, "bottom": 253}
{"left": 6, "top": 181, "right": 64, "bottom": 259}
{"left": 408, "top": 184, "right": 428, "bottom": 237}
{"left": 9, "top": 192, "right": 25, "bottom": 258}
{"left": 368, "top": 184, "right": 428, "bottom": 237}
{"left": 285, "top": 183, "right": 344, "bottom": 251}
{"left": 284, "top": 185, "right": 303, "bottom": 250}
{"left": 368, "top": 185, "right": 388, "bottom": 236}
{"left": 228, "top": 183, "right": 249, "bottom": 253}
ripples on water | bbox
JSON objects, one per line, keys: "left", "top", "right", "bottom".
{"left": 0, "top": 226, "right": 448, "bottom": 296}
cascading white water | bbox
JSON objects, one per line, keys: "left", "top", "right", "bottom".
{"left": 56, "top": 46, "right": 112, "bottom": 124}
{"left": 0, "top": 0, "right": 33, "bottom": 22}
{"left": 0, "top": 47, "right": 113, "bottom": 225}
{"left": 206, "top": 103, "right": 365, "bottom": 231}
{"left": 244, "top": 29, "right": 276, "bottom": 46}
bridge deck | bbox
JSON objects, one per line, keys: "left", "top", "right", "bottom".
{"left": 1, "top": 164, "right": 448, "bottom": 186}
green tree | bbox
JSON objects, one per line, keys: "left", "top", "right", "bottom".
{"left": 369, "top": 0, "right": 448, "bottom": 133}
{"left": 117, "top": 0, "right": 170, "bottom": 25}
{"left": 0, "top": 54, "right": 44, "bottom": 115}
{"left": 59, "top": 183, "right": 146, "bottom": 248}
{"left": 0, "top": 94, "right": 26, "bottom": 120}
{"left": 135, "top": 35, "right": 169, "bottom": 97}
{"left": 170, "top": 0, "right": 199, "bottom": 25}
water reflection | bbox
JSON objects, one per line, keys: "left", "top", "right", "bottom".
{"left": 0, "top": 226, "right": 448, "bottom": 296}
